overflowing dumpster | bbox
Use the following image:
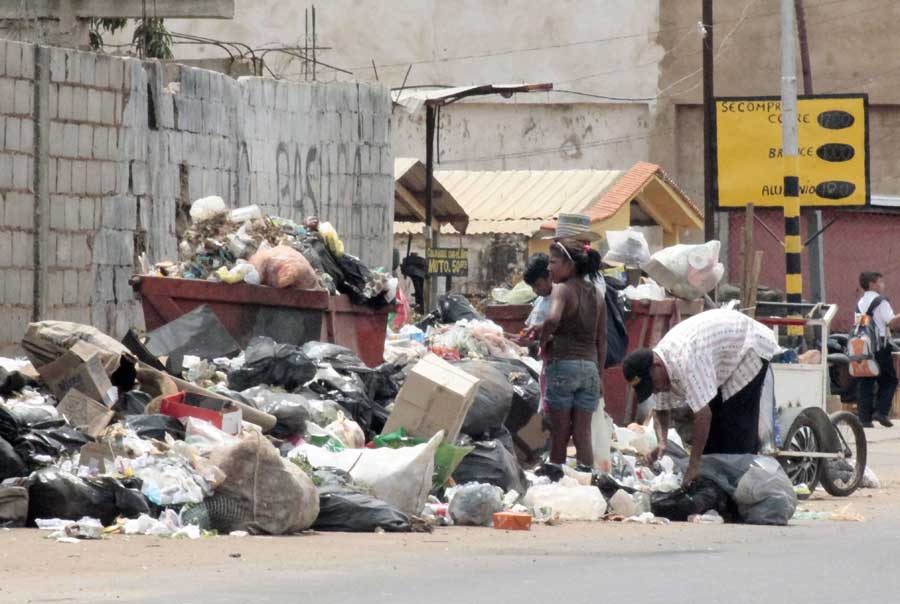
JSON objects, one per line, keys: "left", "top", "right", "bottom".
{"left": 133, "top": 276, "right": 391, "bottom": 368}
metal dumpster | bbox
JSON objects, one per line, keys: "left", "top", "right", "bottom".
{"left": 133, "top": 276, "right": 392, "bottom": 368}
{"left": 484, "top": 304, "right": 533, "bottom": 335}
{"left": 603, "top": 298, "right": 705, "bottom": 424}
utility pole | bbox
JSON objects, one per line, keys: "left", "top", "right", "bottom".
{"left": 795, "top": 0, "right": 826, "bottom": 303}
{"left": 702, "top": 0, "right": 715, "bottom": 242}
{"left": 781, "top": 0, "right": 802, "bottom": 306}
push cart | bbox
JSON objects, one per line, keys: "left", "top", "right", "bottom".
{"left": 756, "top": 301, "right": 867, "bottom": 499}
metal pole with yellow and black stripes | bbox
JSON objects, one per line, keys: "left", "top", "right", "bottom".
{"left": 781, "top": 0, "right": 802, "bottom": 311}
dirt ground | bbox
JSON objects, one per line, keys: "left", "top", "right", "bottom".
{"left": 2, "top": 427, "right": 898, "bottom": 604}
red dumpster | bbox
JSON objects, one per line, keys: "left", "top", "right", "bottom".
{"left": 603, "top": 298, "right": 705, "bottom": 424}
{"left": 484, "top": 304, "right": 533, "bottom": 336}
{"left": 133, "top": 276, "right": 391, "bottom": 368}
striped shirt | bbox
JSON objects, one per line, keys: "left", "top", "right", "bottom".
{"left": 653, "top": 309, "right": 779, "bottom": 412}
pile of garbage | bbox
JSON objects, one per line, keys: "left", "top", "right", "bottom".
{"left": 143, "top": 196, "right": 396, "bottom": 307}
{"left": 0, "top": 296, "right": 845, "bottom": 539}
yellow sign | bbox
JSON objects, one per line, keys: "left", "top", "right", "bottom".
{"left": 426, "top": 247, "right": 469, "bottom": 277}
{"left": 715, "top": 95, "right": 869, "bottom": 208}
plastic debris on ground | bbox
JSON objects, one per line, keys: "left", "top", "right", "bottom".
{"left": 36, "top": 516, "right": 104, "bottom": 540}
{"left": 447, "top": 483, "right": 504, "bottom": 526}
{"left": 792, "top": 504, "right": 865, "bottom": 522}
{"left": 523, "top": 477, "right": 607, "bottom": 522}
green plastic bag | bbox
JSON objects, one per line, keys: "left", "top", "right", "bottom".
{"left": 374, "top": 429, "right": 473, "bottom": 488}
{"left": 433, "top": 443, "right": 474, "bottom": 489}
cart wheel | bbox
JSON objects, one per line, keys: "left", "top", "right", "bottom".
{"left": 779, "top": 415, "right": 824, "bottom": 499}
{"left": 820, "top": 411, "right": 867, "bottom": 497}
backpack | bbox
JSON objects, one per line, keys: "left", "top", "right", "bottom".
{"left": 848, "top": 296, "right": 885, "bottom": 378}
{"left": 604, "top": 276, "right": 629, "bottom": 368}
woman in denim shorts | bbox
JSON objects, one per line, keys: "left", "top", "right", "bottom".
{"left": 540, "top": 239, "right": 607, "bottom": 469}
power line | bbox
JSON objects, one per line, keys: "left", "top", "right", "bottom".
{"left": 346, "top": 0, "right": 857, "bottom": 74}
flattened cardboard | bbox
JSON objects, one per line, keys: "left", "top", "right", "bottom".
{"left": 382, "top": 353, "right": 481, "bottom": 442}
{"left": 57, "top": 389, "right": 114, "bottom": 438}
{"left": 37, "top": 341, "right": 116, "bottom": 406}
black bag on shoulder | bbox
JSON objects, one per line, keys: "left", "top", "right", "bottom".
{"left": 604, "top": 276, "right": 629, "bottom": 368}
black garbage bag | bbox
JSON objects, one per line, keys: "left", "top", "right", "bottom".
{"left": 0, "top": 406, "right": 19, "bottom": 444}
{"left": 650, "top": 477, "right": 734, "bottom": 522}
{"left": 0, "top": 368, "right": 31, "bottom": 396}
{"left": 259, "top": 399, "right": 309, "bottom": 441}
{"left": 301, "top": 342, "right": 366, "bottom": 370}
{"left": 314, "top": 488, "right": 411, "bottom": 532}
{"left": 489, "top": 361, "right": 540, "bottom": 436}
{"left": 456, "top": 361, "right": 514, "bottom": 438}
{"left": 144, "top": 304, "right": 241, "bottom": 361}
{"left": 26, "top": 468, "right": 151, "bottom": 526}
{"left": 0, "top": 436, "right": 26, "bottom": 481}
{"left": 335, "top": 254, "right": 380, "bottom": 306}
{"left": 593, "top": 472, "right": 637, "bottom": 500}
{"left": 228, "top": 337, "right": 317, "bottom": 392}
{"left": 311, "top": 468, "right": 410, "bottom": 532}
{"left": 452, "top": 440, "right": 526, "bottom": 494}
{"left": 123, "top": 414, "right": 186, "bottom": 441}
{"left": 15, "top": 426, "right": 90, "bottom": 464}
{"left": 363, "top": 362, "right": 403, "bottom": 405}
{"left": 115, "top": 390, "right": 152, "bottom": 416}
{"left": 1, "top": 403, "right": 59, "bottom": 431}
{"left": 438, "top": 294, "right": 481, "bottom": 323}
{"left": 299, "top": 235, "right": 344, "bottom": 284}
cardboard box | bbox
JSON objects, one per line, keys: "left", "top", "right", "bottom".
{"left": 382, "top": 353, "right": 481, "bottom": 442}
{"left": 37, "top": 341, "right": 116, "bottom": 406}
{"left": 57, "top": 389, "right": 114, "bottom": 438}
{"left": 160, "top": 391, "right": 243, "bottom": 435}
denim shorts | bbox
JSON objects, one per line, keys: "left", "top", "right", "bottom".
{"left": 544, "top": 360, "right": 601, "bottom": 412}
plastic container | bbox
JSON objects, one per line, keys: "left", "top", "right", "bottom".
{"left": 228, "top": 205, "right": 263, "bottom": 223}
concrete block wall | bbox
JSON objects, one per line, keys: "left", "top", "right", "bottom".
{"left": 0, "top": 39, "right": 393, "bottom": 353}
{"left": 0, "top": 41, "right": 36, "bottom": 355}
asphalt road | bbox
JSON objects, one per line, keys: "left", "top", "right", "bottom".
{"left": 4, "top": 428, "right": 900, "bottom": 604}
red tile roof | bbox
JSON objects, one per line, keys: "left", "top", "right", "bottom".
{"left": 540, "top": 162, "right": 701, "bottom": 230}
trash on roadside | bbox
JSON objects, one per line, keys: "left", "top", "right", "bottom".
{"left": 492, "top": 511, "right": 532, "bottom": 531}
{"left": 523, "top": 478, "right": 607, "bottom": 522}
{"left": 448, "top": 482, "right": 504, "bottom": 526}
{"left": 36, "top": 516, "right": 104, "bottom": 540}
{"left": 861, "top": 466, "right": 881, "bottom": 489}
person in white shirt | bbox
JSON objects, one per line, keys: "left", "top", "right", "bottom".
{"left": 622, "top": 309, "right": 779, "bottom": 485}
{"left": 855, "top": 271, "right": 900, "bottom": 428}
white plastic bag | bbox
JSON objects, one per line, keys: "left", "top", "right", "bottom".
{"left": 289, "top": 431, "right": 443, "bottom": 515}
{"left": 189, "top": 196, "right": 227, "bottom": 223}
{"left": 523, "top": 478, "right": 607, "bottom": 521}
{"left": 325, "top": 411, "right": 366, "bottom": 449}
{"left": 642, "top": 241, "right": 724, "bottom": 301}
{"left": 609, "top": 489, "right": 639, "bottom": 517}
{"left": 591, "top": 406, "right": 614, "bottom": 471}
{"left": 604, "top": 229, "right": 651, "bottom": 266}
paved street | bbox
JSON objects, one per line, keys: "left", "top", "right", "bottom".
{"left": 2, "top": 427, "right": 898, "bottom": 604}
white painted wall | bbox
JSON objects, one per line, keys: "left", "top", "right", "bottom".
{"left": 132, "top": 0, "right": 664, "bottom": 170}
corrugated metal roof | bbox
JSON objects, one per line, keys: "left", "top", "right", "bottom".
{"left": 394, "top": 158, "right": 470, "bottom": 234}
{"left": 398, "top": 169, "right": 622, "bottom": 236}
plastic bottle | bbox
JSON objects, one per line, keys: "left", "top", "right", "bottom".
{"left": 228, "top": 205, "right": 263, "bottom": 223}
